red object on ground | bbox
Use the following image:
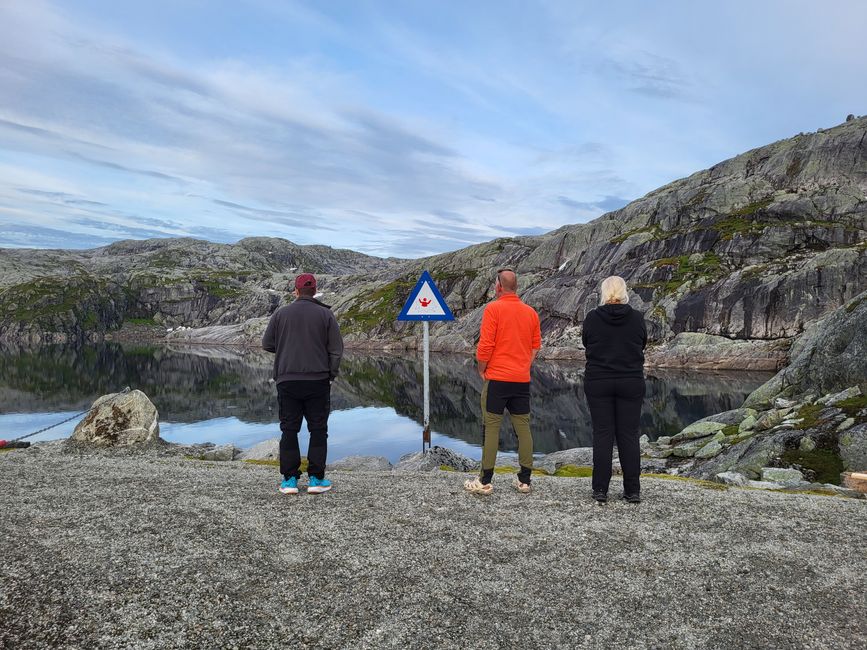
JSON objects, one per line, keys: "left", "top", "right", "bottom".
{"left": 0, "top": 440, "right": 7, "bottom": 448}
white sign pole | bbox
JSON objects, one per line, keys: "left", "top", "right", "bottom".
{"left": 423, "top": 320, "right": 430, "bottom": 451}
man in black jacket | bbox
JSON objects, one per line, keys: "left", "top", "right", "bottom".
{"left": 262, "top": 273, "right": 344, "bottom": 495}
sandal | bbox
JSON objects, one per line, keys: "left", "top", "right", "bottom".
{"left": 464, "top": 477, "right": 493, "bottom": 495}
{"left": 513, "top": 480, "right": 531, "bottom": 494}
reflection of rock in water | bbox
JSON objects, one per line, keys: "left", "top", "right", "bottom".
{"left": 0, "top": 345, "right": 771, "bottom": 453}
{"left": 336, "top": 354, "right": 771, "bottom": 452}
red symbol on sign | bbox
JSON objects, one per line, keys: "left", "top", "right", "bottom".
{"left": 419, "top": 298, "right": 432, "bottom": 307}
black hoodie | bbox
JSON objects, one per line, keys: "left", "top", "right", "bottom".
{"left": 581, "top": 304, "right": 647, "bottom": 380}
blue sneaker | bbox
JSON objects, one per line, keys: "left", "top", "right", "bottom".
{"left": 307, "top": 476, "right": 332, "bottom": 494}
{"left": 279, "top": 477, "right": 298, "bottom": 495}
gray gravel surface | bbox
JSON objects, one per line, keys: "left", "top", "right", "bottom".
{"left": 2, "top": 448, "right": 866, "bottom": 649}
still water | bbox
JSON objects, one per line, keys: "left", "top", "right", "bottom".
{"left": 0, "top": 344, "right": 772, "bottom": 462}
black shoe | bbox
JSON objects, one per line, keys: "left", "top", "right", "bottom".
{"left": 592, "top": 490, "right": 608, "bottom": 503}
{"left": 623, "top": 493, "right": 641, "bottom": 504}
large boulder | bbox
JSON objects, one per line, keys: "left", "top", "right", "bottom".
{"left": 71, "top": 389, "right": 160, "bottom": 446}
{"left": 535, "top": 447, "right": 595, "bottom": 473}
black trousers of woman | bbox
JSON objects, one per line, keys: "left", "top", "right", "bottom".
{"left": 583, "top": 377, "right": 645, "bottom": 495}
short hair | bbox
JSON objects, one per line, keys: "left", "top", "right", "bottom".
{"left": 496, "top": 268, "right": 518, "bottom": 292}
{"left": 599, "top": 276, "right": 629, "bottom": 305}
{"left": 297, "top": 285, "right": 316, "bottom": 297}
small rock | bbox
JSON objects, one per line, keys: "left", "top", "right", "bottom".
{"left": 761, "top": 467, "right": 805, "bottom": 485}
{"left": 746, "top": 480, "right": 785, "bottom": 490}
{"left": 826, "top": 386, "right": 861, "bottom": 406}
{"left": 671, "top": 421, "right": 727, "bottom": 442}
{"left": 695, "top": 440, "right": 723, "bottom": 459}
{"left": 716, "top": 471, "right": 749, "bottom": 486}
{"left": 774, "top": 398, "right": 798, "bottom": 409}
{"left": 199, "top": 444, "right": 236, "bottom": 462}
{"left": 755, "top": 410, "right": 784, "bottom": 431}
{"left": 656, "top": 436, "right": 672, "bottom": 446}
{"left": 837, "top": 418, "right": 855, "bottom": 432}
{"left": 738, "top": 415, "right": 757, "bottom": 433}
{"left": 640, "top": 458, "right": 668, "bottom": 473}
{"left": 799, "top": 437, "right": 816, "bottom": 452}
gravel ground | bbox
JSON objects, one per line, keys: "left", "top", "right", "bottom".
{"left": 1, "top": 447, "right": 866, "bottom": 650}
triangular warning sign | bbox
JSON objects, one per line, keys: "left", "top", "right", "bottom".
{"left": 397, "top": 270, "right": 455, "bottom": 321}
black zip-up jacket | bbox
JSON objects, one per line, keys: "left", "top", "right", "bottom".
{"left": 262, "top": 296, "right": 344, "bottom": 383}
{"left": 581, "top": 304, "right": 647, "bottom": 380}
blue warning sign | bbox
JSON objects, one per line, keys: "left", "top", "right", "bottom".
{"left": 397, "top": 270, "right": 455, "bottom": 321}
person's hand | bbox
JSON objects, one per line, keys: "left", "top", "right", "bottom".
{"left": 478, "top": 369, "right": 485, "bottom": 380}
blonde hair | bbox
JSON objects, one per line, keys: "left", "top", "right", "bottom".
{"left": 599, "top": 276, "right": 629, "bottom": 305}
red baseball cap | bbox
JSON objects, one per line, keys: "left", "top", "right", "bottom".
{"left": 294, "top": 273, "right": 317, "bottom": 291}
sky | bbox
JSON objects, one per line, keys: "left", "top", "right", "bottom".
{"left": 1, "top": 1, "right": 866, "bottom": 258}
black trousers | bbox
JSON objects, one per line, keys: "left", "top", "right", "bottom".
{"left": 583, "top": 377, "right": 645, "bottom": 495}
{"left": 277, "top": 379, "right": 330, "bottom": 480}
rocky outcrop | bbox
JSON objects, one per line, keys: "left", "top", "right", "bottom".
{"left": 70, "top": 389, "right": 161, "bottom": 446}
{"left": 744, "top": 290, "right": 867, "bottom": 407}
{"left": 634, "top": 290, "right": 867, "bottom": 490}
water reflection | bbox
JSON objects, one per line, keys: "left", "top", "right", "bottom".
{"left": 0, "top": 343, "right": 772, "bottom": 457}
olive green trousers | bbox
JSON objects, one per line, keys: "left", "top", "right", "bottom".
{"left": 480, "top": 379, "right": 534, "bottom": 472}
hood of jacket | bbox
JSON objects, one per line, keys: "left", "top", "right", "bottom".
{"left": 595, "top": 303, "right": 633, "bottom": 325}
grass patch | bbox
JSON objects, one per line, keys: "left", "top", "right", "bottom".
{"left": 493, "top": 466, "right": 549, "bottom": 476}
{"left": 794, "top": 403, "right": 824, "bottom": 430}
{"left": 553, "top": 464, "right": 593, "bottom": 478}
{"left": 730, "top": 197, "right": 774, "bottom": 217}
{"left": 125, "top": 317, "right": 158, "bottom": 326}
{"left": 722, "top": 424, "right": 739, "bottom": 437}
{"left": 609, "top": 224, "right": 664, "bottom": 244}
{"left": 835, "top": 395, "right": 867, "bottom": 416}
{"left": 340, "top": 278, "right": 416, "bottom": 334}
{"left": 780, "top": 448, "right": 844, "bottom": 485}
{"left": 439, "top": 464, "right": 459, "bottom": 472}
{"left": 645, "top": 253, "right": 725, "bottom": 295}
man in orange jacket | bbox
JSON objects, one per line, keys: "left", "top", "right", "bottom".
{"left": 465, "top": 268, "right": 541, "bottom": 495}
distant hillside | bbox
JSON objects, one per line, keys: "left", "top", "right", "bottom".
{"left": 2, "top": 116, "right": 866, "bottom": 367}
{"left": 0, "top": 237, "right": 401, "bottom": 344}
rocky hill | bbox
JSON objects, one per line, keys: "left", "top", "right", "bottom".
{"left": 2, "top": 116, "right": 866, "bottom": 367}
{"left": 0, "top": 237, "right": 399, "bottom": 344}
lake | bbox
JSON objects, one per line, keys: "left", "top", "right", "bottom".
{"left": 0, "top": 344, "right": 773, "bottom": 462}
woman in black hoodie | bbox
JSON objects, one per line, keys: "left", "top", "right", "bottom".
{"left": 581, "top": 276, "right": 647, "bottom": 504}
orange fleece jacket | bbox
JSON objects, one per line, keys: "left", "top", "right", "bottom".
{"left": 476, "top": 293, "right": 542, "bottom": 382}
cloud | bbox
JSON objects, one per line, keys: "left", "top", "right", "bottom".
{"left": 557, "top": 195, "right": 631, "bottom": 213}
{"left": 2, "top": 1, "right": 866, "bottom": 257}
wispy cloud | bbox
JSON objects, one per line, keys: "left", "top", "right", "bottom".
{"left": 1, "top": 0, "right": 866, "bottom": 256}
